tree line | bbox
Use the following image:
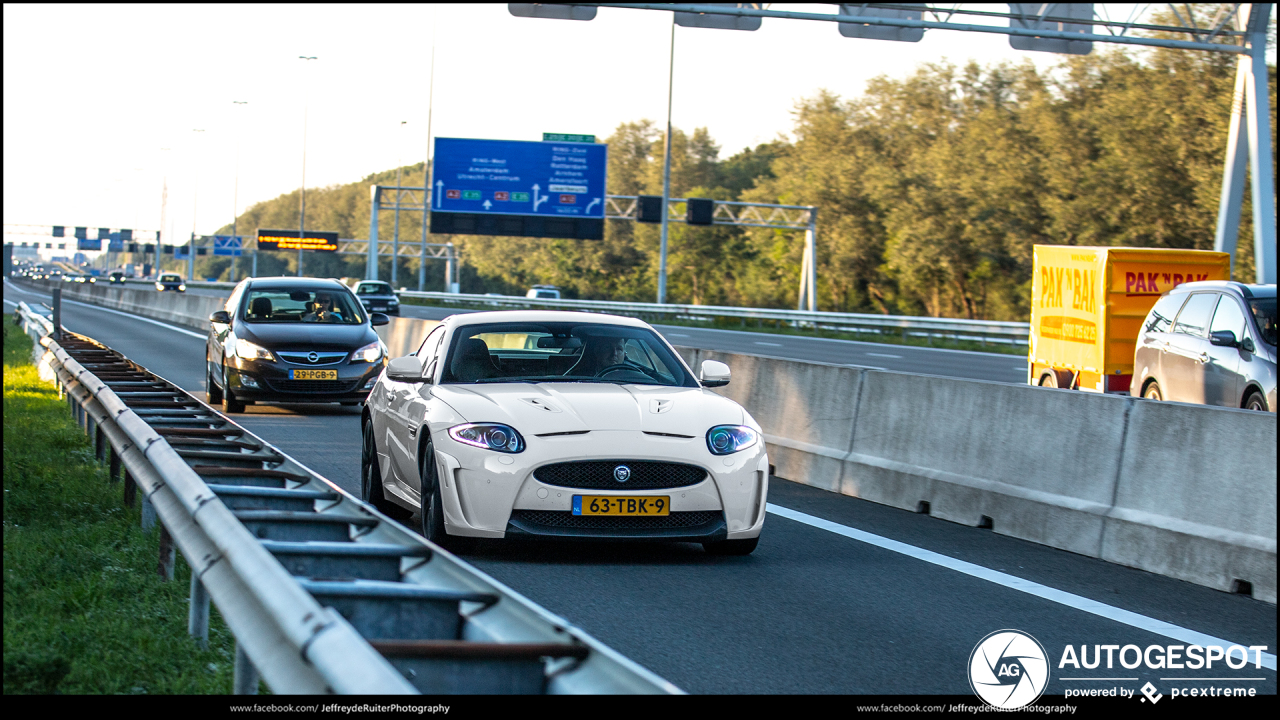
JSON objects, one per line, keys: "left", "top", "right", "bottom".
{"left": 187, "top": 14, "right": 1274, "bottom": 321}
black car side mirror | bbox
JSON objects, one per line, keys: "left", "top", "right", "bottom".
{"left": 210, "top": 310, "right": 232, "bottom": 325}
{"left": 1209, "top": 330, "right": 1238, "bottom": 348}
{"left": 370, "top": 312, "right": 390, "bottom": 327}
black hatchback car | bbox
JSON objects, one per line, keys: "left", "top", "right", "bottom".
{"left": 352, "top": 280, "right": 401, "bottom": 315}
{"left": 205, "top": 277, "right": 390, "bottom": 413}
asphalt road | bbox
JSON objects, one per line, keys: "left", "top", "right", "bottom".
{"left": 172, "top": 283, "right": 1029, "bottom": 384}
{"left": 5, "top": 279, "right": 1274, "bottom": 696}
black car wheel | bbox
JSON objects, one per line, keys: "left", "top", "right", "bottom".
{"left": 221, "top": 365, "right": 245, "bottom": 414}
{"left": 418, "top": 438, "right": 472, "bottom": 552}
{"left": 362, "top": 419, "right": 407, "bottom": 519}
{"left": 1244, "top": 391, "right": 1267, "bottom": 412}
{"left": 206, "top": 362, "right": 223, "bottom": 404}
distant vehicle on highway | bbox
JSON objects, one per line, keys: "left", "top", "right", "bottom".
{"left": 1132, "top": 281, "right": 1276, "bottom": 412}
{"left": 352, "top": 280, "right": 400, "bottom": 315}
{"left": 1028, "top": 245, "right": 1229, "bottom": 393}
{"left": 205, "top": 276, "right": 390, "bottom": 413}
{"left": 361, "top": 310, "right": 767, "bottom": 555}
{"left": 156, "top": 273, "right": 185, "bottom": 292}
{"left": 526, "top": 285, "right": 561, "bottom": 299}
{"left": 63, "top": 272, "right": 95, "bottom": 284}
{"left": 108, "top": 270, "right": 127, "bottom": 284}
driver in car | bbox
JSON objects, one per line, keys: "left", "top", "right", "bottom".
{"left": 566, "top": 336, "right": 628, "bottom": 376}
{"left": 302, "top": 293, "right": 340, "bottom": 323}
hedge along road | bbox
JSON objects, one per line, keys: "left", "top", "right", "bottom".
{"left": 174, "top": 283, "right": 1029, "bottom": 383}
{"left": 5, "top": 279, "right": 1273, "bottom": 696}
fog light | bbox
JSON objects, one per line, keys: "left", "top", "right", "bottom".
{"left": 240, "top": 376, "right": 260, "bottom": 389}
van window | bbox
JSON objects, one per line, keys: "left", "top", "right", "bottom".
{"left": 1145, "top": 293, "right": 1187, "bottom": 334}
{"left": 1172, "top": 293, "right": 1218, "bottom": 338}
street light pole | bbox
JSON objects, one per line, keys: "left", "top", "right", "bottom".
{"left": 657, "top": 16, "right": 675, "bottom": 304}
{"left": 392, "top": 121, "right": 406, "bottom": 287}
{"left": 298, "top": 56, "right": 317, "bottom": 277}
{"left": 190, "top": 129, "right": 205, "bottom": 282}
{"left": 232, "top": 100, "right": 247, "bottom": 280}
{"left": 159, "top": 147, "right": 170, "bottom": 278}
{"left": 421, "top": 27, "right": 437, "bottom": 292}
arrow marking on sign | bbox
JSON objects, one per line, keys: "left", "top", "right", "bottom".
{"left": 482, "top": 200, "right": 492, "bottom": 210}
{"left": 435, "top": 180, "right": 444, "bottom": 208}
{"left": 585, "top": 198, "right": 600, "bottom": 215}
{"left": 532, "top": 184, "right": 547, "bottom": 211}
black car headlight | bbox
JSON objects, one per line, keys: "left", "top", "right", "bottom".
{"left": 350, "top": 341, "right": 383, "bottom": 363}
{"left": 706, "top": 425, "right": 758, "bottom": 455}
{"left": 448, "top": 423, "right": 525, "bottom": 453}
{"left": 233, "top": 338, "right": 274, "bottom": 362}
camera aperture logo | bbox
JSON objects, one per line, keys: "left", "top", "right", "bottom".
{"left": 969, "top": 630, "right": 1050, "bottom": 709}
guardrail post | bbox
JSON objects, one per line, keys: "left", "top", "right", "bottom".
{"left": 109, "top": 447, "right": 121, "bottom": 482}
{"left": 188, "top": 573, "right": 210, "bottom": 649}
{"left": 233, "top": 642, "right": 260, "bottom": 695}
{"left": 51, "top": 287, "right": 61, "bottom": 340}
{"left": 157, "top": 522, "right": 176, "bottom": 581}
{"left": 94, "top": 424, "right": 105, "bottom": 461}
{"left": 141, "top": 492, "right": 157, "bottom": 533}
{"left": 123, "top": 469, "right": 137, "bottom": 507}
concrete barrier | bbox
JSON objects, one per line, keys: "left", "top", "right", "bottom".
{"left": 677, "top": 346, "right": 1277, "bottom": 603}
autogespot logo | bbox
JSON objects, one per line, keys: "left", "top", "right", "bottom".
{"left": 969, "top": 629, "right": 1049, "bottom": 709}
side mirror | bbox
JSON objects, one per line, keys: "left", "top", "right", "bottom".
{"left": 370, "top": 312, "right": 390, "bottom": 327}
{"left": 700, "top": 360, "right": 731, "bottom": 388}
{"left": 1209, "top": 330, "right": 1238, "bottom": 348}
{"left": 209, "top": 310, "right": 232, "bottom": 324}
{"left": 386, "top": 356, "right": 426, "bottom": 382}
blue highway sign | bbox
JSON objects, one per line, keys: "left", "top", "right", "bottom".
{"left": 213, "top": 235, "right": 244, "bottom": 256}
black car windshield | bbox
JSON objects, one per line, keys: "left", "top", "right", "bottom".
{"left": 440, "top": 322, "right": 696, "bottom": 387}
{"left": 356, "top": 282, "right": 393, "bottom": 295}
{"left": 242, "top": 287, "right": 365, "bottom": 324}
{"left": 1248, "top": 297, "right": 1276, "bottom": 347}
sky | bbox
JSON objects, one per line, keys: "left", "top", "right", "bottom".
{"left": 1, "top": 3, "right": 1214, "bottom": 258}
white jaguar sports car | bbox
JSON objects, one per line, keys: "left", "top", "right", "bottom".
{"left": 361, "top": 311, "right": 768, "bottom": 555}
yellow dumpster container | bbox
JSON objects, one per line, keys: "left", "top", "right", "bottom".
{"left": 1029, "top": 246, "right": 1230, "bottom": 393}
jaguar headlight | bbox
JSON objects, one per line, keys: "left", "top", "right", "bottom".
{"left": 234, "top": 338, "right": 274, "bottom": 361}
{"left": 706, "top": 425, "right": 758, "bottom": 455}
{"left": 351, "top": 341, "right": 382, "bottom": 363}
{"left": 448, "top": 423, "right": 525, "bottom": 453}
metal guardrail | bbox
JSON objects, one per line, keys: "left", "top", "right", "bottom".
{"left": 84, "top": 276, "right": 1030, "bottom": 346}
{"left": 10, "top": 301, "right": 681, "bottom": 695}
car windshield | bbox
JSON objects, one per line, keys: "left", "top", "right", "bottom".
{"left": 439, "top": 322, "right": 696, "bottom": 387}
{"left": 357, "top": 282, "right": 392, "bottom": 295}
{"left": 241, "top": 287, "right": 365, "bottom": 324}
{"left": 1248, "top": 297, "right": 1276, "bottom": 347}
{"left": 159, "top": 274, "right": 181, "bottom": 282}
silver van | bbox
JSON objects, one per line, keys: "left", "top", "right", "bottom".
{"left": 1131, "top": 281, "right": 1276, "bottom": 411}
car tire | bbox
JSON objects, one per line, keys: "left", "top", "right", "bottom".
{"left": 1244, "top": 391, "right": 1267, "bottom": 412}
{"left": 221, "top": 366, "right": 246, "bottom": 414}
{"left": 1143, "top": 381, "right": 1163, "bottom": 401}
{"left": 703, "top": 537, "right": 759, "bottom": 556}
{"left": 362, "top": 419, "right": 408, "bottom": 519}
{"left": 206, "top": 363, "right": 223, "bottom": 404}
{"left": 418, "top": 439, "right": 473, "bottom": 552}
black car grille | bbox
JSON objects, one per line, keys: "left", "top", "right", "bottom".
{"left": 533, "top": 460, "right": 707, "bottom": 490}
{"left": 510, "top": 510, "right": 721, "bottom": 531}
{"left": 262, "top": 379, "right": 361, "bottom": 394}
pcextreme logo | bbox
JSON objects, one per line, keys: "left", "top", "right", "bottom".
{"left": 969, "top": 629, "right": 1050, "bottom": 709}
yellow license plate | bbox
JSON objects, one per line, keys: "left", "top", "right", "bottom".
{"left": 290, "top": 369, "right": 337, "bottom": 380}
{"left": 573, "top": 495, "right": 670, "bottom": 516}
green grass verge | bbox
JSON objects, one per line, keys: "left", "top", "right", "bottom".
{"left": 3, "top": 321, "right": 237, "bottom": 694}
{"left": 399, "top": 295, "right": 1028, "bottom": 356}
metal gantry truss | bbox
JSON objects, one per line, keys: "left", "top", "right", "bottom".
{"left": 366, "top": 185, "right": 457, "bottom": 291}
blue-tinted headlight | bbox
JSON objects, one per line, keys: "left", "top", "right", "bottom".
{"left": 706, "top": 425, "right": 758, "bottom": 455}
{"left": 448, "top": 423, "right": 525, "bottom": 453}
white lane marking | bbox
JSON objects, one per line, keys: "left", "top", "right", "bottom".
{"left": 753, "top": 341, "right": 782, "bottom": 347}
{"left": 2, "top": 299, "right": 17, "bottom": 308}
{"left": 865, "top": 352, "right": 902, "bottom": 359}
{"left": 765, "top": 503, "right": 1278, "bottom": 671}
{"left": 665, "top": 333, "right": 690, "bottom": 337}
{"left": 844, "top": 364, "right": 885, "bottom": 371}
{"left": 60, "top": 298, "right": 207, "bottom": 340}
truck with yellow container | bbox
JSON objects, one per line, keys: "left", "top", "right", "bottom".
{"left": 1028, "top": 245, "right": 1230, "bottom": 393}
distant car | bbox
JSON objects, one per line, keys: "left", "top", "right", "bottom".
{"left": 108, "top": 271, "right": 127, "bottom": 284}
{"left": 206, "top": 276, "right": 390, "bottom": 413}
{"left": 156, "top": 273, "right": 185, "bottom": 292}
{"left": 361, "top": 310, "right": 767, "bottom": 555}
{"left": 526, "top": 285, "right": 561, "bottom": 300}
{"left": 64, "top": 272, "right": 95, "bottom": 284}
{"left": 1132, "top": 281, "right": 1276, "bottom": 412}
{"left": 352, "top": 280, "right": 400, "bottom": 316}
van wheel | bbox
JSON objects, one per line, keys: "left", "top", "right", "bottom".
{"left": 1143, "top": 381, "right": 1163, "bottom": 401}
{"left": 1244, "top": 391, "right": 1267, "bottom": 412}
{"left": 1038, "top": 373, "right": 1057, "bottom": 388}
